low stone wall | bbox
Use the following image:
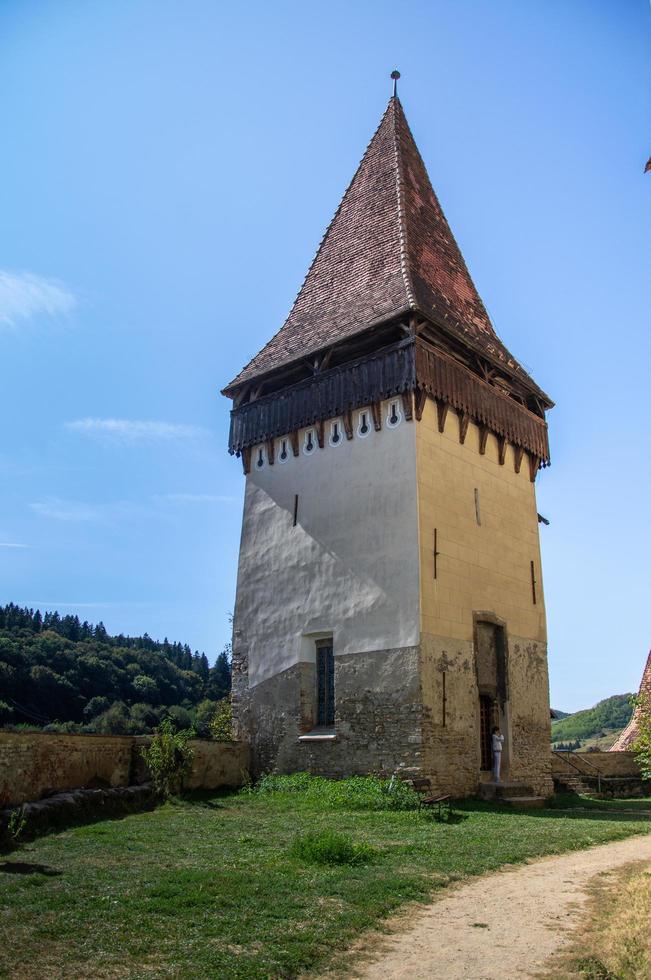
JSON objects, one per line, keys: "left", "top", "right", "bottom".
{"left": 551, "top": 751, "right": 640, "bottom": 779}
{"left": 0, "top": 732, "right": 250, "bottom": 806}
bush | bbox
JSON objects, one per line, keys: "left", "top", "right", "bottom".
{"left": 141, "top": 719, "right": 194, "bottom": 797}
{"left": 255, "top": 773, "right": 421, "bottom": 811}
{"left": 291, "top": 830, "right": 377, "bottom": 866}
{"left": 210, "top": 697, "right": 234, "bottom": 741}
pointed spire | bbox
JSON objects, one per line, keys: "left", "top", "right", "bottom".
{"left": 225, "top": 92, "right": 548, "bottom": 401}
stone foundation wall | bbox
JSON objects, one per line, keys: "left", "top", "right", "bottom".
{"left": 419, "top": 633, "right": 553, "bottom": 797}
{"left": 240, "top": 646, "right": 424, "bottom": 779}
{"left": 506, "top": 636, "right": 554, "bottom": 797}
{"left": 0, "top": 732, "right": 250, "bottom": 806}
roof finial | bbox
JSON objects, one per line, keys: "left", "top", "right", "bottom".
{"left": 391, "top": 70, "right": 400, "bottom": 98}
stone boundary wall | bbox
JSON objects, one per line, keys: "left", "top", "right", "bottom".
{"left": 551, "top": 751, "right": 640, "bottom": 778}
{"left": 0, "top": 732, "right": 250, "bottom": 806}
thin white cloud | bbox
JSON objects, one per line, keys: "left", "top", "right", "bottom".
{"left": 0, "top": 270, "right": 76, "bottom": 326}
{"left": 153, "top": 493, "right": 237, "bottom": 504}
{"left": 0, "top": 542, "right": 29, "bottom": 548}
{"left": 65, "top": 418, "right": 206, "bottom": 443}
{"left": 30, "top": 498, "right": 109, "bottom": 522}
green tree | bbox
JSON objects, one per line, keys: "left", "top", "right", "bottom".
{"left": 132, "top": 674, "right": 160, "bottom": 704}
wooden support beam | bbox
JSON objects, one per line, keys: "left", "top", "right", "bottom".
{"left": 342, "top": 409, "right": 354, "bottom": 440}
{"left": 478, "top": 425, "right": 489, "bottom": 455}
{"left": 401, "top": 391, "right": 413, "bottom": 421}
{"left": 528, "top": 453, "right": 540, "bottom": 482}
{"left": 266, "top": 439, "right": 275, "bottom": 466}
{"left": 290, "top": 431, "right": 300, "bottom": 457}
{"left": 458, "top": 411, "right": 470, "bottom": 445}
{"left": 414, "top": 388, "right": 428, "bottom": 422}
{"left": 241, "top": 447, "right": 252, "bottom": 475}
{"left": 315, "top": 420, "right": 325, "bottom": 449}
{"left": 436, "top": 399, "right": 448, "bottom": 433}
{"left": 497, "top": 436, "right": 507, "bottom": 466}
{"left": 513, "top": 446, "right": 524, "bottom": 474}
{"left": 248, "top": 384, "right": 264, "bottom": 403}
{"left": 371, "top": 401, "right": 382, "bottom": 431}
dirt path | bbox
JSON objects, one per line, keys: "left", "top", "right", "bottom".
{"left": 348, "top": 833, "right": 651, "bottom": 980}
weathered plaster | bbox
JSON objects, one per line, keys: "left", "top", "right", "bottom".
{"left": 232, "top": 403, "right": 420, "bottom": 688}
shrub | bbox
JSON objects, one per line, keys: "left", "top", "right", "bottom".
{"left": 255, "top": 772, "right": 421, "bottom": 811}
{"left": 291, "top": 830, "right": 377, "bottom": 866}
{"left": 141, "top": 719, "right": 194, "bottom": 797}
{"left": 210, "top": 697, "right": 234, "bottom": 742}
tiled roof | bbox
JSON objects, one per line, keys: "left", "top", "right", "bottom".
{"left": 610, "top": 650, "right": 651, "bottom": 751}
{"left": 225, "top": 97, "right": 545, "bottom": 397}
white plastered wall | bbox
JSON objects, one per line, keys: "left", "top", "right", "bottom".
{"left": 233, "top": 400, "right": 421, "bottom": 687}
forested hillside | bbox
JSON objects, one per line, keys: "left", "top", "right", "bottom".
{"left": 551, "top": 694, "right": 634, "bottom": 750}
{"left": 0, "top": 604, "right": 231, "bottom": 735}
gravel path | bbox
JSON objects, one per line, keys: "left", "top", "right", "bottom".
{"left": 349, "top": 833, "right": 651, "bottom": 979}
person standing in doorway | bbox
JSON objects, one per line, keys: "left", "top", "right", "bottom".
{"left": 492, "top": 726, "right": 504, "bottom": 782}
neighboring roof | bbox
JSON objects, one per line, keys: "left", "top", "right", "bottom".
{"left": 610, "top": 650, "right": 651, "bottom": 751}
{"left": 225, "top": 97, "right": 547, "bottom": 399}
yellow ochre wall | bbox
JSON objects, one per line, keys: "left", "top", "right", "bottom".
{"left": 416, "top": 397, "right": 553, "bottom": 797}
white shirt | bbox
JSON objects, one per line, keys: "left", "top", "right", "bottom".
{"left": 492, "top": 733, "right": 504, "bottom": 753}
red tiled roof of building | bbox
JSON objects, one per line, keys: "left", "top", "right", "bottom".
{"left": 225, "top": 97, "right": 546, "bottom": 398}
{"left": 610, "top": 650, "right": 651, "bottom": 751}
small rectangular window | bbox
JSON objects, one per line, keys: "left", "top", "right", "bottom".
{"left": 316, "top": 639, "right": 334, "bottom": 727}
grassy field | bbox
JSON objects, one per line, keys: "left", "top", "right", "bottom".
{"left": 1, "top": 782, "right": 651, "bottom": 979}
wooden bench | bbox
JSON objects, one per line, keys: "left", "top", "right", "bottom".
{"left": 420, "top": 793, "right": 452, "bottom": 819}
{"left": 404, "top": 778, "right": 453, "bottom": 820}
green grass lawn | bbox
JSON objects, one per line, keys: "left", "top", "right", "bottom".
{"left": 1, "top": 785, "right": 650, "bottom": 979}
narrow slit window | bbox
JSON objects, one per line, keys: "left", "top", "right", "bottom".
{"left": 293, "top": 494, "right": 299, "bottom": 527}
{"left": 474, "top": 488, "right": 481, "bottom": 526}
{"left": 530, "top": 560, "right": 537, "bottom": 604}
{"left": 256, "top": 447, "right": 264, "bottom": 468}
{"left": 358, "top": 411, "right": 370, "bottom": 436}
{"left": 331, "top": 421, "right": 340, "bottom": 445}
{"left": 316, "top": 640, "right": 334, "bottom": 727}
{"left": 279, "top": 439, "right": 288, "bottom": 462}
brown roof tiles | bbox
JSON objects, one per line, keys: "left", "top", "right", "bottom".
{"left": 225, "top": 97, "right": 546, "bottom": 398}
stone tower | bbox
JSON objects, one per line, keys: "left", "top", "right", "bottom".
{"left": 223, "top": 92, "right": 554, "bottom": 796}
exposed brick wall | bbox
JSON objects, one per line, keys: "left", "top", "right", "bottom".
{"left": 0, "top": 733, "right": 250, "bottom": 806}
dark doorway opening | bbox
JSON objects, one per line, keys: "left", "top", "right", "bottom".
{"left": 479, "top": 694, "right": 498, "bottom": 771}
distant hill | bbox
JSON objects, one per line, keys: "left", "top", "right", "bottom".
{"left": 0, "top": 603, "right": 231, "bottom": 736}
{"left": 551, "top": 694, "right": 634, "bottom": 751}
{"left": 551, "top": 709, "right": 571, "bottom": 720}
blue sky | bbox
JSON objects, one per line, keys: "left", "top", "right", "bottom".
{"left": 0, "top": 0, "right": 648, "bottom": 710}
